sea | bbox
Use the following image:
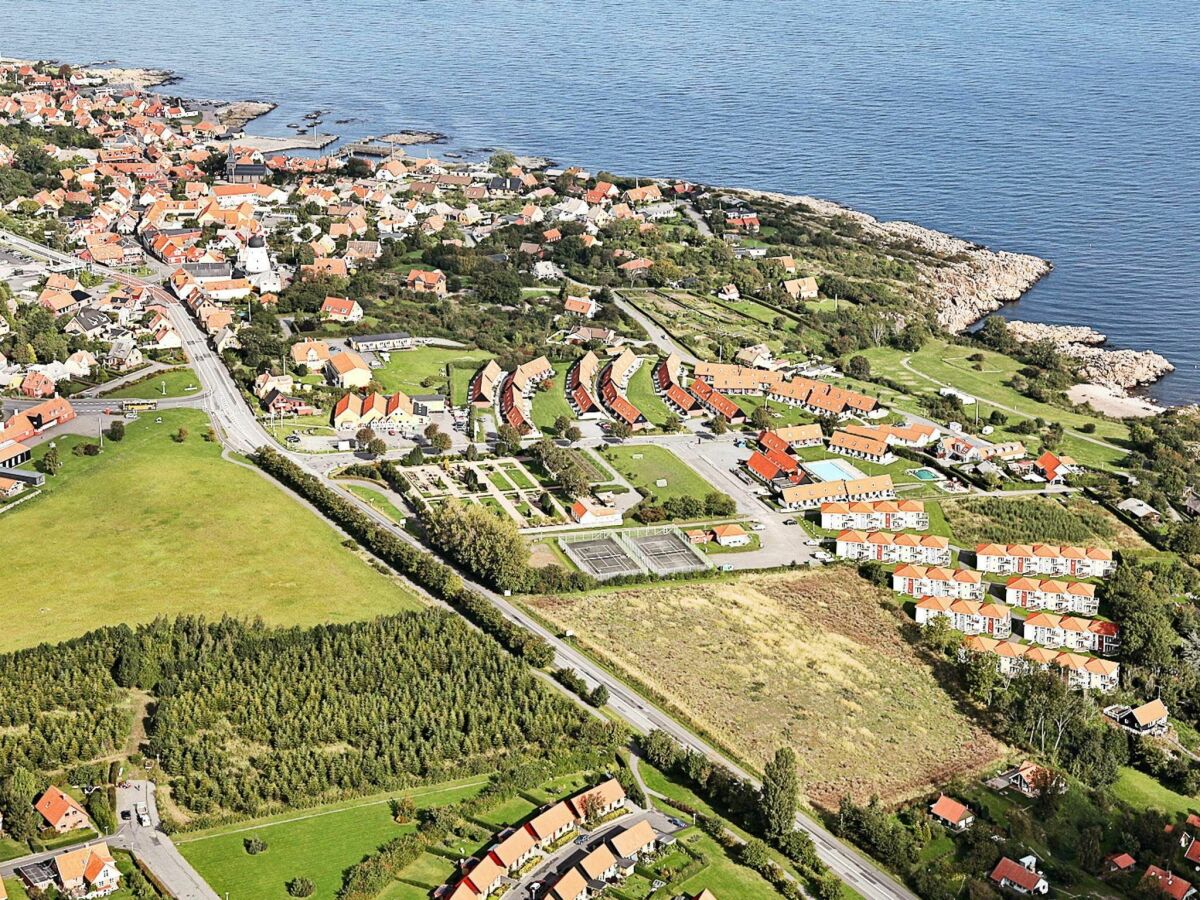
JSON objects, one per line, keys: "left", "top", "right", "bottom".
{"left": 8, "top": 0, "right": 1199, "bottom": 404}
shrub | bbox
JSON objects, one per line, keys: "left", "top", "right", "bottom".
{"left": 244, "top": 836, "right": 268, "bottom": 855}
{"left": 287, "top": 876, "right": 315, "bottom": 897}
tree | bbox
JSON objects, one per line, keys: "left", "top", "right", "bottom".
{"left": 423, "top": 423, "right": 441, "bottom": 441}
{"left": 0, "top": 767, "right": 41, "bottom": 841}
{"left": 564, "top": 425, "right": 582, "bottom": 444}
{"left": 710, "top": 416, "right": 728, "bottom": 436}
{"left": 588, "top": 684, "right": 609, "bottom": 707}
{"left": 609, "top": 421, "right": 632, "bottom": 440}
{"left": 367, "top": 437, "right": 388, "bottom": 458}
{"left": 553, "top": 415, "right": 572, "bottom": 435}
{"left": 760, "top": 747, "right": 799, "bottom": 841}
{"left": 750, "top": 406, "right": 773, "bottom": 430}
{"left": 961, "top": 651, "right": 1002, "bottom": 706}
{"left": 105, "top": 421, "right": 125, "bottom": 442}
{"left": 286, "top": 876, "right": 315, "bottom": 898}
{"left": 661, "top": 414, "right": 682, "bottom": 434}
{"left": 86, "top": 789, "right": 116, "bottom": 833}
{"left": 390, "top": 796, "right": 416, "bottom": 823}
{"left": 489, "top": 150, "right": 516, "bottom": 173}
{"left": 738, "top": 838, "right": 771, "bottom": 870}
{"left": 475, "top": 268, "right": 522, "bottom": 305}
{"left": 173, "top": 427, "right": 189, "bottom": 443}
{"left": 430, "top": 432, "right": 452, "bottom": 453}
{"left": 919, "top": 615, "right": 961, "bottom": 656}
{"left": 402, "top": 446, "right": 425, "bottom": 466}
{"left": 496, "top": 423, "right": 523, "bottom": 456}
{"left": 37, "top": 445, "right": 61, "bottom": 475}
{"left": 846, "top": 355, "right": 871, "bottom": 380}
{"left": 356, "top": 426, "right": 376, "bottom": 445}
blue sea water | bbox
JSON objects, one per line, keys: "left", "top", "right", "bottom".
{"left": 8, "top": 0, "right": 1199, "bottom": 403}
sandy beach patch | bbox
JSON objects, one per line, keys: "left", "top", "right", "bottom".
{"left": 1068, "top": 383, "right": 1163, "bottom": 418}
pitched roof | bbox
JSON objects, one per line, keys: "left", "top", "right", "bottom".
{"left": 1132, "top": 698, "right": 1169, "bottom": 726}
{"left": 929, "top": 794, "right": 972, "bottom": 825}
{"left": 990, "top": 857, "right": 1042, "bottom": 893}
{"left": 526, "top": 801, "right": 575, "bottom": 841}
{"left": 608, "top": 819, "right": 657, "bottom": 858}
{"left": 568, "top": 778, "right": 626, "bottom": 819}
{"left": 578, "top": 843, "right": 617, "bottom": 879}
{"left": 35, "top": 786, "right": 87, "bottom": 828}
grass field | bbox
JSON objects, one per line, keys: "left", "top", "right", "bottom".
{"left": 180, "top": 778, "right": 489, "bottom": 900}
{"left": 942, "top": 495, "right": 1149, "bottom": 549}
{"left": 1, "top": 877, "right": 30, "bottom": 900}
{"left": 0, "top": 410, "right": 421, "bottom": 652}
{"left": 600, "top": 445, "right": 715, "bottom": 503}
{"left": 102, "top": 367, "right": 202, "bottom": 399}
{"left": 733, "top": 394, "right": 817, "bottom": 429}
{"left": 346, "top": 483, "right": 409, "bottom": 524}
{"left": 531, "top": 361, "right": 575, "bottom": 433}
{"left": 530, "top": 569, "right": 1004, "bottom": 808}
{"left": 374, "top": 347, "right": 492, "bottom": 396}
{"left": 1110, "top": 767, "right": 1199, "bottom": 817}
{"left": 856, "top": 340, "right": 1129, "bottom": 469}
{"left": 625, "top": 361, "right": 674, "bottom": 427}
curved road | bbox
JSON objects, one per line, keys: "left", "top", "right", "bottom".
{"left": 1, "top": 228, "right": 914, "bottom": 900}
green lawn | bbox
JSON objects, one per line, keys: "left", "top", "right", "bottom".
{"left": 625, "top": 362, "right": 674, "bottom": 428}
{"left": 487, "top": 470, "right": 517, "bottom": 493}
{"left": 2, "top": 876, "right": 31, "bottom": 900}
{"left": 531, "top": 361, "right": 576, "bottom": 433}
{"left": 1111, "top": 767, "right": 1198, "bottom": 817}
{"left": 373, "top": 347, "right": 492, "bottom": 396}
{"left": 180, "top": 778, "right": 489, "bottom": 900}
{"left": 103, "top": 367, "right": 202, "bottom": 399}
{"left": 856, "top": 340, "right": 1129, "bottom": 469}
{"left": 346, "top": 484, "right": 409, "bottom": 524}
{"left": 0, "top": 410, "right": 421, "bottom": 652}
{"left": 734, "top": 394, "right": 815, "bottom": 428}
{"left": 677, "top": 829, "right": 789, "bottom": 900}
{"left": 474, "top": 794, "right": 537, "bottom": 828}
{"left": 601, "top": 445, "right": 715, "bottom": 503}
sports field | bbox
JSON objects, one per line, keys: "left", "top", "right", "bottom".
{"left": 0, "top": 410, "right": 420, "bottom": 652}
{"left": 529, "top": 569, "right": 1004, "bottom": 808}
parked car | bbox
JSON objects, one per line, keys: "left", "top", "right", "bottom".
{"left": 782, "top": 518, "right": 797, "bottom": 525}
{"left": 750, "top": 523, "right": 765, "bottom": 531}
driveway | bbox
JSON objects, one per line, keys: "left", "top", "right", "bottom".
{"left": 113, "top": 781, "right": 221, "bottom": 900}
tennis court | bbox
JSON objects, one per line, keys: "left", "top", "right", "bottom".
{"left": 629, "top": 531, "right": 710, "bottom": 574}
{"left": 561, "top": 536, "right": 644, "bottom": 578}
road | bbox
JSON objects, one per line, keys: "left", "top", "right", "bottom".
{"left": 0, "top": 781, "right": 219, "bottom": 900}
{"left": 113, "top": 781, "right": 221, "bottom": 900}
{"left": 2, "top": 228, "right": 915, "bottom": 900}
{"left": 612, "top": 290, "right": 700, "bottom": 366}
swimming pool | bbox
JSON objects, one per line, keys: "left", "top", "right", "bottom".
{"left": 911, "top": 467, "right": 944, "bottom": 482}
{"left": 803, "top": 458, "right": 868, "bottom": 482}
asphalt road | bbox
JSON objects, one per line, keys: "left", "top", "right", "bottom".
{"left": 1, "top": 228, "right": 915, "bottom": 900}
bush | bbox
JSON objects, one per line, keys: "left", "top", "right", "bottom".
{"left": 287, "top": 876, "right": 315, "bottom": 897}
{"left": 244, "top": 836, "right": 268, "bottom": 855}
{"left": 105, "top": 421, "right": 125, "bottom": 442}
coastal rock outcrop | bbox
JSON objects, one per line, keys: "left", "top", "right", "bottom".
{"left": 1004, "top": 320, "right": 1174, "bottom": 391}
{"left": 742, "top": 189, "right": 1052, "bottom": 333}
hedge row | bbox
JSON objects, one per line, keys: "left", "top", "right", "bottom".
{"left": 252, "top": 448, "right": 554, "bottom": 666}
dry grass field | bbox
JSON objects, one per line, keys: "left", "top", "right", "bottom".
{"left": 529, "top": 568, "right": 1003, "bottom": 809}
{"left": 942, "top": 495, "right": 1150, "bottom": 550}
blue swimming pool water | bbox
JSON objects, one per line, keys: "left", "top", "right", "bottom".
{"left": 804, "top": 459, "right": 867, "bottom": 483}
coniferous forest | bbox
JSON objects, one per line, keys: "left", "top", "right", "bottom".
{"left": 0, "top": 613, "right": 623, "bottom": 826}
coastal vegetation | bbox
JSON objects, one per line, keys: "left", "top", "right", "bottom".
{"left": 942, "top": 495, "right": 1149, "bottom": 549}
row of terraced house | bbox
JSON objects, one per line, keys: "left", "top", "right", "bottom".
{"left": 445, "top": 778, "right": 655, "bottom": 900}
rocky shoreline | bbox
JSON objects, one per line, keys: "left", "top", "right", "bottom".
{"left": 1005, "top": 320, "right": 1175, "bottom": 392}
{"left": 742, "top": 189, "right": 1181, "bottom": 403}
{"left": 745, "top": 190, "right": 1054, "bottom": 334}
